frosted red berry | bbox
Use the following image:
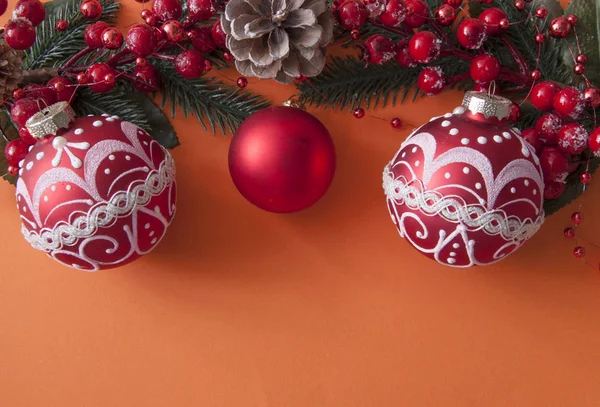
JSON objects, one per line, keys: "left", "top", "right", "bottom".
{"left": 521, "top": 128, "right": 543, "bottom": 154}
{"left": 189, "top": 26, "right": 215, "bottom": 53}
{"left": 80, "top": 0, "right": 103, "bottom": 20}
{"left": 404, "top": 0, "right": 428, "bottom": 28}
{"left": 211, "top": 20, "right": 227, "bottom": 48}
{"left": 408, "top": 31, "right": 440, "bottom": 63}
{"left": 4, "top": 139, "right": 29, "bottom": 166}
{"left": 589, "top": 128, "right": 600, "bottom": 157}
{"left": 418, "top": 66, "right": 446, "bottom": 96}
{"left": 133, "top": 64, "right": 161, "bottom": 92}
{"left": 126, "top": 24, "right": 157, "bottom": 57}
{"left": 530, "top": 81, "right": 560, "bottom": 111}
{"left": 14, "top": 0, "right": 45, "bottom": 26}
{"left": 4, "top": 18, "right": 36, "bottom": 50}
{"left": 557, "top": 123, "right": 588, "bottom": 155}
{"left": 553, "top": 87, "right": 584, "bottom": 119}
{"left": 539, "top": 146, "right": 569, "bottom": 183}
{"left": 456, "top": 18, "right": 487, "bottom": 49}
{"left": 478, "top": 7, "right": 508, "bottom": 36}
{"left": 380, "top": 0, "right": 407, "bottom": 27}
{"left": 535, "top": 113, "right": 562, "bottom": 144}
{"left": 84, "top": 21, "right": 109, "bottom": 48}
{"left": 361, "top": 34, "right": 396, "bottom": 64}
{"left": 394, "top": 41, "right": 416, "bottom": 68}
{"left": 175, "top": 49, "right": 205, "bottom": 78}
{"left": 188, "top": 0, "right": 216, "bottom": 21}
{"left": 338, "top": 0, "right": 368, "bottom": 30}
{"left": 87, "top": 63, "right": 117, "bottom": 93}
{"left": 469, "top": 54, "right": 500, "bottom": 83}
{"left": 101, "top": 27, "right": 124, "bottom": 49}
{"left": 152, "top": 0, "right": 182, "bottom": 21}
{"left": 10, "top": 97, "right": 39, "bottom": 127}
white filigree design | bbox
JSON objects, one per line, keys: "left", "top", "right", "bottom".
{"left": 51, "top": 136, "right": 90, "bottom": 169}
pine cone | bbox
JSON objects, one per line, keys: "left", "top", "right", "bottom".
{"left": 221, "top": 0, "right": 334, "bottom": 83}
{"left": 0, "top": 40, "right": 23, "bottom": 101}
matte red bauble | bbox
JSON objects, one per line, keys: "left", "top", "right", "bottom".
{"left": 383, "top": 92, "right": 544, "bottom": 267}
{"left": 16, "top": 103, "right": 176, "bottom": 271}
{"left": 229, "top": 106, "right": 336, "bottom": 213}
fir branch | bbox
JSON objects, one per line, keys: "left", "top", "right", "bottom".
{"left": 544, "top": 157, "right": 600, "bottom": 216}
{"left": 23, "top": 0, "right": 120, "bottom": 70}
{"left": 152, "top": 60, "right": 270, "bottom": 134}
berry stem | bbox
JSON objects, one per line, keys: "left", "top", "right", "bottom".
{"left": 427, "top": 21, "right": 449, "bottom": 44}
{"left": 153, "top": 53, "right": 177, "bottom": 62}
{"left": 106, "top": 48, "right": 132, "bottom": 67}
{"left": 62, "top": 46, "right": 94, "bottom": 69}
{"left": 369, "top": 22, "right": 411, "bottom": 38}
{"left": 501, "top": 37, "right": 529, "bottom": 75}
{"left": 448, "top": 72, "right": 471, "bottom": 85}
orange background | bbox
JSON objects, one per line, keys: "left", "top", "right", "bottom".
{"left": 3, "top": 0, "right": 600, "bottom": 406}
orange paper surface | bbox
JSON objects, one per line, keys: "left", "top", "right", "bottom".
{"left": 3, "top": 1, "right": 600, "bottom": 405}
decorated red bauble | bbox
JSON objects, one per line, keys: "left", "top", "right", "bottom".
{"left": 478, "top": 7, "right": 508, "bottom": 36}
{"left": 539, "top": 146, "right": 569, "bottom": 183}
{"left": 588, "top": 127, "right": 600, "bottom": 157}
{"left": 549, "top": 17, "right": 571, "bottom": 38}
{"left": 530, "top": 81, "right": 560, "bottom": 111}
{"left": 534, "top": 113, "right": 562, "bottom": 144}
{"left": 338, "top": 0, "right": 368, "bottom": 30}
{"left": 383, "top": 92, "right": 544, "bottom": 267}
{"left": 380, "top": 0, "right": 407, "bottom": 27}
{"left": 435, "top": 4, "right": 456, "bottom": 27}
{"left": 80, "top": 0, "right": 103, "bottom": 20}
{"left": 152, "top": 0, "right": 182, "bottom": 21}
{"left": 16, "top": 102, "right": 176, "bottom": 270}
{"left": 456, "top": 18, "right": 487, "bottom": 50}
{"left": 126, "top": 24, "right": 157, "bottom": 57}
{"left": 4, "top": 18, "right": 36, "bottom": 50}
{"left": 408, "top": 31, "right": 441, "bottom": 63}
{"left": 553, "top": 87, "right": 584, "bottom": 119}
{"left": 557, "top": 122, "right": 588, "bottom": 155}
{"left": 404, "top": 0, "right": 428, "bottom": 28}
{"left": 361, "top": 34, "right": 395, "bottom": 64}
{"left": 14, "top": 0, "right": 45, "bottom": 26}
{"left": 229, "top": 104, "right": 336, "bottom": 213}
{"left": 469, "top": 54, "right": 500, "bottom": 83}
{"left": 418, "top": 66, "right": 446, "bottom": 95}
{"left": 583, "top": 87, "right": 600, "bottom": 108}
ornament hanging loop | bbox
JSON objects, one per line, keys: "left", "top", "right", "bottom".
{"left": 282, "top": 95, "right": 306, "bottom": 111}
{"left": 488, "top": 81, "right": 497, "bottom": 97}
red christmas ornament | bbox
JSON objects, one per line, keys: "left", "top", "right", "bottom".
{"left": 580, "top": 172, "right": 592, "bottom": 184}
{"left": 126, "top": 24, "right": 157, "bottom": 57}
{"left": 56, "top": 19, "right": 68, "bottom": 31}
{"left": 80, "top": 0, "right": 103, "bottom": 20}
{"left": 435, "top": 4, "right": 456, "bottom": 27}
{"left": 132, "top": 64, "right": 161, "bottom": 92}
{"left": 161, "top": 20, "right": 183, "bottom": 42}
{"left": 87, "top": 63, "right": 117, "bottom": 93}
{"left": 418, "top": 66, "right": 446, "bottom": 95}
{"left": 403, "top": 0, "right": 428, "bottom": 28}
{"left": 384, "top": 92, "right": 544, "bottom": 267}
{"left": 380, "top": 0, "right": 407, "bottom": 27}
{"left": 564, "top": 227, "right": 576, "bottom": 238}
{"left": 4, "top": 139, "right": 29, "bottom": 166}
{"left": 14, "top": 0, "right": 45, "bottom": 26}
{"left": 229, "top": 105, "right": 336, "bottom": 213}
{"left": 530, "top": 81, "right": 560, "bottom": 111}
{"left": 4, "top": 18, "right": 36, "bottom": 50}
{"left": 553, "top": 87, "right": 584, "bottom": 119}
{"left": 84, "top": 21, "right": 110, "bottom": 49}
{"left": 47, "top": 77, "right": 75, "bottom": 103}
{"left": 395, "top": 41, "right": 417, "bottom": 68}
{"left": 573, "top": 246, "right": 585, "bottom": 258}
{"left": 408, "top": 31, "right": 441, "bottom": 63}
{"left": 101, "top": 27, "right": 124, "bottom": 50}
{"left": 571, "top": 212, "right": 583, "bottom": 225}
{"left": 539, "top": 146, "right": 569, "bottom": 182}
{"left": 470, "top": 54, "right": 500, "bottom": 83}
{"left": 174, "top": 49, "right": 205, "bottom": 79}
{"left": 152, "top": 0, "right": 182, "bottom": 21}
{"left": 211, "top": 19, "right": 227, "bottom": 48}
{"left": 478, "top": 8, "right": 508, "bottom": 36}
{"left": 188, "top": 0, "right": 216, "bottom": 21}
{"left": 557, "top": 122, "right": 588, "bottom": 155}
{"left": 521, "top": 128, "right": 543, "bottom": 154}
{"left": 353, "top": 107, "right": 365, "bottom": 118}
{"left": 338, "top": 0, "right": 368, "bottom": 30}
{"left": 549, "top": 17, "right": 571, "bottom": 38}
{"left": 189, "top": 26, "right": 216, "bottom": 53}
{"left": 17, "top": 103, "right": 176, "bottom": 270}
{"left": 456, "top": 18, "right": 487, "bottom": 50}
{"left": 535, "top": 113, "right": 562, "bottom": 144}
{"left": 361, "top": 34, "right": 396, "bottom": 64}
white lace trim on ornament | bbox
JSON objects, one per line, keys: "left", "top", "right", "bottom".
{"left": 382, "top": 166, "right": 544, "bottom": 243}
{"left": 22, "top": 154, "right": 176, "bottom": 252}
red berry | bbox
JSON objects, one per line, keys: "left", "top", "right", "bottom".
{"left": 80, "top": 0, "right": 103, "bottom": 20}
{"left": 56, "top": 19, "right": 68, "bottom": 31}
{"left": 539, "top": 146, "right": 569, "bottom": 183}
{"left": 535, "top": 113, "right": 562, "bottom": 144}
{"left": 530, "top": 81, "right": 560, "bottom": 111}
{"left": 584, "top": 87, "right": 600, "bottom": 108}
{"left": 211, "top": 19, "right": 227, "bottom": 48}
{"left": 573, "top": 246, "right": 585, "bottom": 258}
{"left": 408, "top": 31, "right": 440, "bottom": 63}
{"left": 564, "top": 227, "right": 576, "bottom": 239}
{"left": 391, "top": 118, "right": 402, "bottom": 128}
{"left": 574, "top": 64, "right": 585, "bottom": 75}
{"left": 478, "top": 7, "right": 508, "bottom": 36}
{"left": 473, "top": 82, "right": 489, "bottom": 92}
{"left": 353, "top": 107, "right": 364, "bottom": 118}
{"left": 188, "top": 0, "right": 216, "bottom": 21}
{"left": 14, "top": 0, "right": 45, "bottom": 26}
{"left": 530, "top": 70, "right": 541, "bottom": 81}
{"left": 223, "top": 51, "right": 234, "bottom": 61}
{"left": 104, "top": 73, "right": 115, "bottom": 86}
{"left": 204, "top": 60, "right": 213, "bottom": 72}
{"left": 84, "top": 21, "right": 109, "bottom": 49}
{"left": 189, "top": 26, "right": 215, "bottom": 53}
{"left": 126, "top": 24, "right": 157, "bottom": 57}
{"left": 456, "top": 18, "right": 487, "bottom": 49}
{"left": 174, "top": 49, "right": 205, "bottom": 78}
{"left": 549, "top": 16, "right": 571, "bottom": 38}
{"left": 140, "top": 9, "right": 153, "bottom": 19}
{"left": 404, "top": 0, "right": 428, "bottom": 28}
{"left": 4, "top": 139, "right": 29, "bottom": 166}
{"left": 237, "top": 77, "right": 248, "bottom": 88}
{"left": 435, "top": 4, "right": 456, "bottom": 27}
{"left": 576, "top": 54, "right": 587, "bottom": 64}
{"left": 145, "top": 16, "right": 157, "bottom": 26}
{"left": 444, "top": 0, "right": 462, "bottom": 7}
{"left": 136, "top": 57, "right": 147, "bottom": 66}
{"left": 338, "top": 0, "right": 368, "bottom": 30}
{"left": 572, "top": 212, "right": 583, "bottom": 225}
{"left": 557, "top": 122, "right": 588, "bottom": 155}
{"left": 4, "top": 18, "right": 36, "bottom": 50}
{"left": 361, "top": 34, "right": 395, "bottom": 64}
{"left": 133, "top": 64, "right": 161, "bottom": 92}
{"left": 350, "top": 29, "right": 360, "bottom": 40}
{"left": 87, "top": 63, "right": 117, "bottom": 93}
{"left": 10, "top": 97, "right": 39, "bottom": 127}
{"left": 589, "top": 127, "right": 600, "bottom": 156}
{"left": 152, "top": 0, "right": 182, "bottom": 21}
{"left": 77, "top": 73, "right": 88, "bottom": 84}
{"left": 535, "top": 33, "right": 545, "bottom": 44}
{"left": 12, "top": 89, "right": 24, "bottom": 99}
{"left": 553, "top": 87, "right": 584, "bottom": 119}
{"left": 543, "top": 180, "right": 565, "bottom": 199}
{"left": 469, "top": 54, "right": 500, "bottom": 83}
{"left": 514, "top": 0, "right": 525, "bottom": 11}
{"left": 521, "top": 128, "right": 543, "bottom": 154}
{"left": 380, "top": 0, "right": 407, "bottom": 27}
{"left": 394, "top": 41, "right": 416, "bottom": 68}
{"left": 535, "top": 7, "right": 548, "bottom": 19}
{"left": 7, "top": 165, "right": 18, "bottom": 176}
{"left": 580, "top": 172, "right": 592, "bottom": 184}
{"left": 161, "top": 20, "right": 183, "bottom": 42}
{"left": 509, "top": 103, "right": 520, "bottom": 122}
{"left": 18, "top": 126, "right": 36, "bottom": 145}
{"left": 418, "top": 66, "right": 446, "bottom": 96}
{"left": 101, "top": 27, "right": 124, "bottom": 49}
{"left": 23, "top": 83, "right": 56, "bottom": 106}
{"left": 499, "top": 19, "right": 510, "bottom": 29}
{"left": 567, "top": 14, "right": 578, "bottom": 26}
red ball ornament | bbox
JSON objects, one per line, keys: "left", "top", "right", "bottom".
{"left": 580, "top": 172, "right": 592, "bottom": 185}
{"left": 584, "top": 87, "right": 600, "bottom": 108}
{"left": 211, "top": 19, "right": 227, "bottom": 48}
{"left": 394, "top": 41, "right": 417, "bottom": 68}
{"left": 553, "top": 87, "right": 584, "bottom": 119}
{"left": 160, "top": 20, "right": 183, "bottom": 42}
{"left": 189, "top": 26, "right": 216, "bottom": 53}
{"left": 514, "top": 0, "right": 525, "bottom": 11}
{"left": 564, "top": 227, "right": 576, "bottom": 238}
{"left": 535, "top": 33, "right": 545, "bottom": 44}
{"left": 188, "top": 0, "right": 216, "bottom": 21}
{"left": 384, "top": 92, "right": 544, "bottom": 267}
{"left": 361, "top": 34, "right": 396, "bottom": 65}
{"left": 16, "top": 106, "right": 176, "bottom": 270}
{"left": 228, "top": 106, "right": 336, "bottom": 213}
{"left": 567, "top": 14, "right": 578, "bottom": 26}
{"left": 80, "top": 0, "right": 103, "bottom": 20}
{"left": 14, "top": 0, "right": 45, "bottom": 26}
{"left": 478, "top": 8, "right": 508, "bottom": 36}
{"left": 435, "top": 4, "right": 456, "bottom": 27}
{"left": 47, "top": 77, "right": 75, "bottom": 103}
{"left": 549, "top": 17, "right": 571, "bottom": 38}
{"left": 4, "top": 138, "right": 29, "bottom": 166}
{"left": 574, "top": 64, "right": 585, "bottom": 75}
{"left": 535, "top": 113, "right": 562, "bottom": 144}
{"left": 573, "top": 246, "right": 585, "bottom": 258}
{"left": 470, "top": 54, "right": 500, "bottom": 83}
{"left": 539, "top": 146, "right": 569, "bottom": 182}
{"left": 571, "top": 212, "right": 583, "bottom": 225}
{"left": 403, "top": 0, "right": 428, "bottom": 28}
{"left": 84, "top": 21, "right": 109, "bottom": 49}
{"left": 132, "top": 64, "right": 161, "bottom": 92}
{"left": 353, "top": 107, "right": 365, "bottom": 118}
{"left": 557, "top": 122, "right": 588, "bottom": 155}
{"left": 11, "top": 97, "right": 40, "bottom": 127}
{"left": 126, "top": 24, "right": 157, "bottom": 57}
{"left": 530, "top": 81, "right": 560, "bottom": 111}
{"left": 408, "top": 31, "right": 441, "bottom": 63}
{"left": 576, "top": 53, "right": 587, "bottom": 64}
{"left": 140, "top": 9, "right": 153, "bottom": 19}
{"left": 56, "top": 19, "right": 68, "bottom": 31}
{"left": 456, "top": 18, "right": 487, "bottom": 50}
{"left": 338, "top": 0, "right": 368, "bottom": 30}
{"left": 380, "top": 0, "right": 407, "bottom": 27}
{"left": 4, "top": 18, "right": 36, "bottom": 50}
{"left": 174, "top": 49, "right": 205, "bottom": 79}
{"left": 101, "top": 27, "right": 124, "bottom": 50}
{"left": 535, "top": 7, "right": 548, "bottom": 18}
{"left": 530, "top": 70, "right": 541, "bottom": 81}
{"left": 152, "top": 0, "right": 182, "bottom": 21}
{"left": 87, "top": 63, "right": 117, "bottom": 93}
{"left": 418, "top": 66, "right": 446, "bottom": 96}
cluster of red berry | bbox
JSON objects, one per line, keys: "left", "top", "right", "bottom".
{"left": 3, "top": 0, "right": 230, "bottom": 175}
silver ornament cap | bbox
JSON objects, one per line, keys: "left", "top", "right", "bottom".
{"left": 461, "top": 91, "right": 512, "bottom": 121}
{"left": 25, "top": 101, "right": 76, "bottom": 140}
